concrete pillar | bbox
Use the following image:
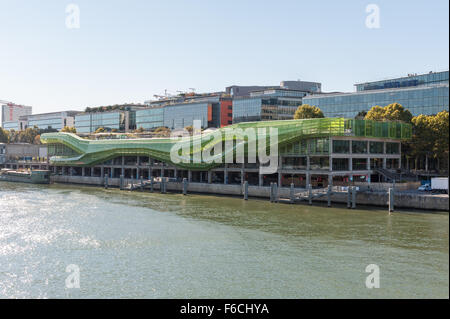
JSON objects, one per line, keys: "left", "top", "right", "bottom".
{"left": 278, "top": 172, "right": 282, "bottom": 187}
{"left": 243, "top": 181, "right": 248, "bottom": 200}
{"left": 140, "top": 176, "right": 144, "bottom": 191}
{"left": 136, "top": 168, "right": 140, "bottom": 179}
{"left": 174, "top": 168, "right": 178, "bottom": 179}
{"left": 121, "top": 156, "right": 125, "bottom": 176}
{"left": 104, "top": 175, "right": 109, "bottom": 189}
{"left": 349, "top": 158, "right": 353, "bottom": 171}
{"left": 148, "top": 167, "right": 152, "bottom": 180}
{"left": 383, "top": 158, "right": 387, "bottom": 169}
{"left": 91, "top": 167, "right": 95, "bottom": 177}
{"left": 120, "top": 175, "right": 124, "bottom": 190}
{"left": 224, "top": 166, "right": 228, "bottom": 184}
{"left": 352, "top": 186, "right": 356, "bottom": 209}
{"left": 161, "top": 168, "right": 164, "bottom": 178}
{"left": 347, "top": 186, "right": 351, "bottom": 208}
{"left": 81, "top": 167, "right": 85, "bottom": 177}
{"left": 101, "top": 166, "right": 104, "bottom": 178}
{"left": 327, "top": 185, "right": 332, "bottom": 207}
{"left": 137, "top": 156, "right": 140, "bottom": 166}
{"left": 182, "top": 178, "right": 188, "bottom": 195}
{"left": 306, "top": 173, "right": 311, "bottom": 187}
{"left": 290, "top": 183, "right": 295, "bottom": 204}
{"left": 110, "top": 168, "right": 113, "bottom": 178}
{"left": 188, "top": 170, "right": 192, "bottom": 182}
{"left": 328, "top": 174, "right": 332, "bottom": 187}
{"left": 367, "top": 158, "right": 371, "bottom": 170}
{"left": 306, "top": 156, "right": 310, "bottom": 170}
{"left": 389, "top": 188, "right": 394, "bottom": 213}
{"left": 259, "top": 174, "right": 263, "bottom": 187}
{"left": 208, "top": 171, "right": 212, "bottom": 184}
{"left": 240, "top": 169, "right": 244, "bottom": 185}
{"left": 308, "top": 184, "right": 312, "bottom": 205}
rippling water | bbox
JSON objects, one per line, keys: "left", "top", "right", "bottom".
{"left": 0, "top": 181, "right": 448, "bottom": 298}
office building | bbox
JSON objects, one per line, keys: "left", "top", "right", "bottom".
{"left": 1, "top": 103, "right": 32, "bottom": 129}
{"left": 303, "top": 71, "right": 449, "bottom": 117}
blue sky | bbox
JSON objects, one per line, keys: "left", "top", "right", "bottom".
{"left": 0, "top": 0, "right": 448, "bottom": 117}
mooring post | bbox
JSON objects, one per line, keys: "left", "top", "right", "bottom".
{"left": 347, "top": 186, "right": 351, "bottom": 208}
{"left": 140, "top": 175, "right": 143, "bottom": 191}
{"left": 308, "top": 184, "right": 312, "bottom": 205}
{"left": 270, "top": 182, "right": 274, "bottom": 202}
{"left": 120, "top": 174, "right": 124, "bottom": 190}
{"left": 104, "top": 175, "right": 108, "bottom": 189}
{"left": 327, "top": 184, "right": 332, "bottom": 207}
{"left": 290, "top": 183, "right": 295, "bottom": 204}
{"left": 182, "top": 178, "right": 188, "bottom": 195}
{"left": 352, "top": 186, "right": 356, "bottom": 209}
{"left": 389, "top": 187, "right": 394, "bottom": 213}
{"left": 244, "top": 181, "right": 248, "bottom": 200}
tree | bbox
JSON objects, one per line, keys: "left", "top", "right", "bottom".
{"left": 294, "top": 104, "right": 324, "bottom": 119}
{"left": 0, "top": 127, "right": 9, "bottom": 143}
{"left": 184, "top": 125, "right": 194, "bottom": 135}
{"left": 407, "top": 111, "right": 449, "bottom": 172}
{"left": 365, "top": 103, "right": 412, "bottom": 123}
{"left": 34, "top": 135, "right": 41, "bottom": 144}
{"left": 135, "top": 126, "right": 144, "bottom": 133}
{"left": 95, "top": 127, "right": 106, "bottom": 134}
{"left": 355, "top": 110, "right": 367, "bottom": 119}
{"left": 61, "top": 126, "right": 77, "bottom": 133}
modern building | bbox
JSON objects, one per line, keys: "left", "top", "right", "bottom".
{"left": 2, "top": 110, "right": 77, "bottom": 131}
{"left": 232, "top": 88, "right": 307, "bottom": 123}
{"left": 226, "top": 80, "right": 321, "bottom": 97}
{"left": 1, "top": 103, "right": 32, "bottom": 129}
{"left": 74, "top": 104, "right": 151, "bottom": 133}
{"left": 41, "top": 118, "right": 411, "bottom": 187}
{"left": 21, "top": 111, "right": 78, "bottom": 131}
{"left": 303, "top": 71, "right": 449, "bottom": 117}
{"left": 139, "top": 94, "right": 233, "bottom": 130}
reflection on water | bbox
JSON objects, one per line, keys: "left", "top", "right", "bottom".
{"left": 0, "top": 182, "right": 448, "bottom": 298}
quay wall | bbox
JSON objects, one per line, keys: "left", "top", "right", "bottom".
{"left": 50, "top": 175, "right": 449, "bottom": 211}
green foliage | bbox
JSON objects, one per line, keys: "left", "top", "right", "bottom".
{"left": 61, "top": 126, "right": 77, "bottom": 133}
{"left": 94, "top": 127, "right": 106, "bottom": 133}
{"left": 0, "top": 127, "right": 9, "bottom": 143}
{"left": 364, "top": 103, "right": 413, "bottom": 123}
{"left": 409, "top": 111, "right": 449, "bottom": 160}
{"left": 355, "top": 110, "right": 367, "bottom": 119}
{"left": 294, "top": 104, "right": 324, "bottom": 119}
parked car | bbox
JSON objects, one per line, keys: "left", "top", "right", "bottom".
{"left": 417, "top": 184, "right": 431, "bottom": 191}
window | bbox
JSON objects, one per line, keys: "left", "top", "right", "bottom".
{"left": 352, "top": 158, "right": 367, "bottom": 170}
{"left": 332, "top": 158, "right": 349, "bottom": 171}
{"left": 369, "top": 141, "right": 384, "bottom": 154}
{"left": 352, "top": 141, "right": 367, "bottom": 154}
{"left": 386, "top": 142, "right": 400, "bottom": 154}
{"left": 332, "top": 140, "right": 349, "bottom": 153}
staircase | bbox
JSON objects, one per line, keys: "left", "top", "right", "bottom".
{"left": 375, "top": 168, "right": 417, "bottom": 182}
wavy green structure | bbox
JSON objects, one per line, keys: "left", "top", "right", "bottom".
{"left": 40, "top": 118, "right": 411, "bottom": 169}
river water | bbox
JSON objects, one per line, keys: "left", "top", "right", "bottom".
{"left": 0, "top": 181, "right": 448, "bottom": 298}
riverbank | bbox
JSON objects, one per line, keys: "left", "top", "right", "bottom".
{"left": 50, "top": 175, "right": 449, "bottom": 211}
